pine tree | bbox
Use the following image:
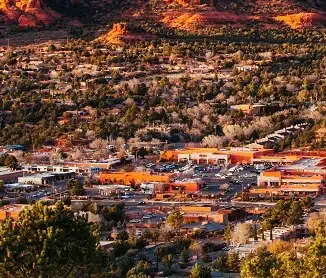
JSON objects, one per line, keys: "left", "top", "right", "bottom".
{"left": 224, "top": 223, "right": 232, "bottom": 243}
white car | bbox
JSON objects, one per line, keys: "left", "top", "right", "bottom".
{"left": 129, "top": 219, "right": 140, "bottom": 223}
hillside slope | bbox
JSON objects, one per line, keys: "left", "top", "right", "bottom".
{"left": 0, "top": 0, "right": 325, "bottom": 31}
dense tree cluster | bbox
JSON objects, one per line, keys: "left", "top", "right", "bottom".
{"left": 1, "top": 39, "right": 326, "bottom": 150}
{"left": 241, "top": 225, "right": 326, "bottom": 277}
{"left": 0, "top": 202, "right": 106, "bottom": 278}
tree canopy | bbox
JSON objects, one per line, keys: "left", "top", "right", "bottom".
{"left": 241, "top": 223, "right": 326, "bottom": 278}
{"left": 0, "top": 202, "right": 106, "bottom": 278}
{"left": 166, "top": 209, "right": 183, "bottom": 230}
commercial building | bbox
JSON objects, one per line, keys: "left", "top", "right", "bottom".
{"left": 0, "top": 167, "right": 24, "bottom": 183}
{"left": 99, "top": 172, "right": 205, "bottom": 193}
{"left": 252, "top": 157, "right": 326, "bottom": 196}
{"left": 18, "top": 172, "right": 75, "bottom": 186}
{"left": 95, "top": 184, "right": 131, "bottom": 195}
{"left": 171, "top": 179, "right": 204, "bottom": 193}
{"left": 99, "top": 171, "right": 173, "bottom": 185}
{"left": 22, "top": 164, "right": 101, "bottom": 175}
{"left": 64, "top": 156, "right": 134, "bottom": 169}
{"left": 160, "top": 147, "right": 274, "bottom": 164}
{"left": 180, "top": 205, "right": 246, "bottom": 223}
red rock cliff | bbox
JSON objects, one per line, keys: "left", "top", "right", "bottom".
{"left": 0, "top": 0, "right": 60, "bottom": 27}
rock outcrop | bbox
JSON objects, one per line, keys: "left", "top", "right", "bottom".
{"left": 274, "top": 13, "right": 326, "bottom": 29}
{"left": 96, "top": 22, "right": 156, "bottom": 45}
{"left": 0, "top": 0, "right": 60, "bottom": 27}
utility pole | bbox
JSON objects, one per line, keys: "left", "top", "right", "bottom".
{"left": 135, "top": 150, "right": 138, "bottom": 161}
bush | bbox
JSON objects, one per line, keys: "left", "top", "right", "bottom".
{"left": 0, "top": 200, "right": 10, "bottom": 207}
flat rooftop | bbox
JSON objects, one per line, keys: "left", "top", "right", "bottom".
{"left": 22, "top": 173, "right": 56, "bottom": 178}
{"left": 278, "top": 157, "right": 326, "bottom": 173}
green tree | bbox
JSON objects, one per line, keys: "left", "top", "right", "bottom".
{"left": 180, "top": 248, "right": 190, "bottom": 266}
{"left": 135, "top": 236, "right": 148, "bottom": 250}
{"left": 116, "top": 255, "right": 135, "bottom": 277}
{"left": 127, "top": 260, "right": 151, "bottom": 278}
{"left": 162, "top": 254, "right": 174, "bottom": 276}
{"left": 301, "top": 196, "right": 314, "bottom": 209}
{"left": 67, "top": 179, "right": 84, "bottom": 196}
{"left": 241, "top": 247, "right": 277, "bottom": 278}
{"left": 0, "top": 180, "right": 4, "bottom": 192}
{"left": 117, "top": 230, "right": 129, "bottom": 241}
{"left": 0, "top": 154, "right": 18, "bottom": 170}
{"left": 286, "top": 200, "right": 303, "bottom": 226}
{"left": 0, "top": 202, "right": 106, "bottom": 278}
{"left": 227, "top": 251, "right": 240, "bottom": 272}
{"left": 301, "top": 230, "right": 326, "bottom": 277}
{"left": 212, "top": 256, "right": 227, "bottom": 272}
{"left": 297, "top": 89, "right": 309, "bottom": 103}
{"left": 190, "top": 263, "right": 212, "bottom": 278}
{"left": 142, "top": 229, "right": 152, "bottom": 241}
{"left": 224, "top": 223, "right": 232, "bottom": 243}
{"left": 166, "top": 210, "right": 183, "bottom": 230}
{"left": 137, "top": 147, "right": 148, "bottom": 158}
{"left": 154, "top": 246, "right": 165, "bottom": 271}
{"left": 151, "top": 229, "right": 160, "bottom": 244}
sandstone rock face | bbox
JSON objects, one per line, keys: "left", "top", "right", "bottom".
{"left": 96, "top": 23, "right": 131, "bottom": 44}
{"left": 274, "top": 13, "right": 326, "bottom": 29}
{"left": 0, "top": 0, "right": 60, "bottom": 27}
{"left": 96, "top": 22, "right": 156, "bottom": 45}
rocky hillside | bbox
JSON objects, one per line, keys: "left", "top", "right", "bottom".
{"left": 0, "top": 0, "right": 60, "bottom": 27}
{"left": 0, "top": 0, "right": 326, "bottom": 30}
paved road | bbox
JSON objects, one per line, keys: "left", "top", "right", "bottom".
{"left": 69, "top": 198, "right": 276, "bottom": 209}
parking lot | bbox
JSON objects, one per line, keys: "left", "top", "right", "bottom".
{"left": 175, "top": 164, "right": 260, "bottom": 199}
{"left": 114, "top": 161, "right": 264, "bottom": 201}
